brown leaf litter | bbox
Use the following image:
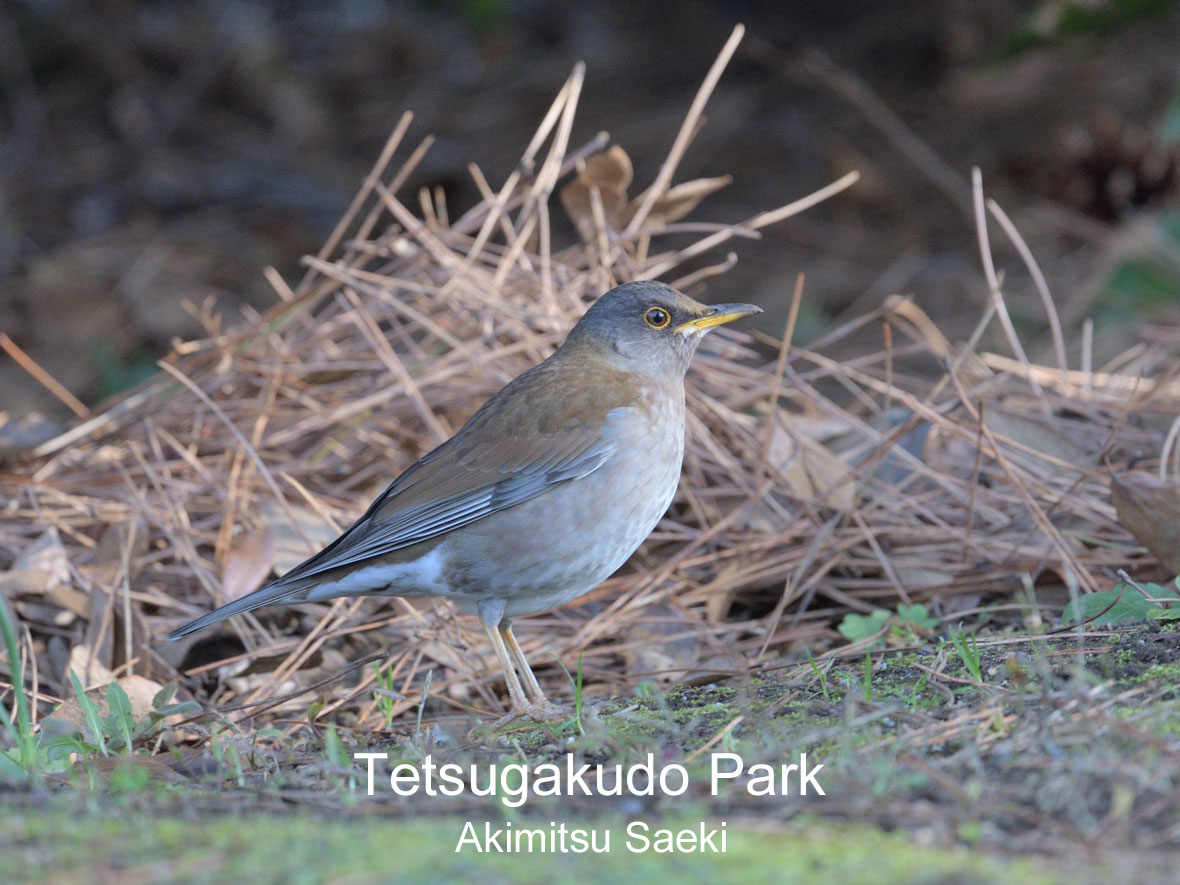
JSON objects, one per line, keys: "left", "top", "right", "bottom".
{"left": 1, "top": 28, "right": 1178, "bottom": 734}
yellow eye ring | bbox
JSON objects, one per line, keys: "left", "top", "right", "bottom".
{"left": 644, "top": 307, "right": 671, "bottom": 329}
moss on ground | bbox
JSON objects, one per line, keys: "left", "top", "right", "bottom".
{"left": 0, "top": 804, "right": 1067, "bottom": 884}
{"left": 5, "top": 625, "right": 1180, "bottom": 879}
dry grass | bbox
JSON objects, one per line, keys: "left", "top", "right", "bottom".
{"left": 1, "top": 28, "right": 1177, "bottom": 737}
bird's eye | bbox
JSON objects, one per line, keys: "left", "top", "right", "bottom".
{"left": 643, "top": 307, "right": 671, "bottom": 329}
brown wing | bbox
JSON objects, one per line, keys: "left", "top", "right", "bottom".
{"left": 165, "top": 425, "right": 613, "bottom": 639}
{"left": 166, "top": 346, "right": 655, "bottom": 640}
{"left": 273, "top": 355, "right": 641, "bottom": 581}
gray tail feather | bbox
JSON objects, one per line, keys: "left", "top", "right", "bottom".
{"left": 166, "top": 577, "right": 314, "bottom": 640}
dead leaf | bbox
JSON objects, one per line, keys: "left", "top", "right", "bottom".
{"left": 787, "top": 414, "right": 855, "bottom": 442}
{"left": 83, "top": 520, "right": 149, "bottom": 587}
{"left": 0, "top": 411, "right": 65, "bottom": 454}
{"left": 629, "top": 175, "right": 732, "bottom": 227}
{"left": 51, "top": 674, "right": 169, "bottom": 735}
{"left": 893, "top": 567, "right": 954, "bottom": 590}
{"left": 942, "top": 593, "right": 983, "bottom": 616}
{"left": 67, "top": 644, "right": 114, "bottom": 690}
{"left": 767, "top": 420, "right": 855, "bottom": 509}
{"left": 46, "top": 584, "right": 91, "bottom": 620}
{"left": 885, "top": 296, "right": 995, "bottom": 387}
{"left": 579, "top": 145, "right": 633, "bottom": 198}
{"left": 706, "top": 562, "right": 744, "bottom": 623}
{"left": 12, "top": 527, "right": 71, "bottom": 579}
{"left": 200, "top": 644, "right": 320, "bottom": 681}
{"left": 1111, "top": 472, "right": 1180, "bottom": 573}
{"left": 0, "top": 528, "right": 72, "bottom": 597}
{"left": 89, "top": 754, "right": 188, "bottom": 785}
{"left": 559, "top": 145, "right": 730, "bottom": 241}
{"left": 221, "top": 528, "right": 275, "bottom": 602}
{"left": 621, "top": 604, "right": 705, "bottom": 682}
{"left": 258, "top": 500, "right": 339, "bottom": 574}
{"left": 559, "top": 145, "right": 634, "bottom": 241}
{"left": 984, "top": 410, "right": 1093, "bottom": 472}
{"left": 419, "top": 639, "right": 469, "bottom": 673}
{"left": 685, "top": 650, "right": 749, "bottom": 685}
{"left": 872, "top": 415, "right": 932, "bottom": 486}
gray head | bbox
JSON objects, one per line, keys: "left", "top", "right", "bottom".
{"left": 563, "top": 281, "right": 761, "bottom": 377}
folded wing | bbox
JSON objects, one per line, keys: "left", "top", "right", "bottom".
{"left": 291, "top": 428, "right": 615, "bottom": 577}
{"left": 166, "top": 424, "right": 616, "bottom": 638}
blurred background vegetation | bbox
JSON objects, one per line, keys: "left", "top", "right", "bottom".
{"left": 2, "top": 0, "right": 1178, "bottom": 426}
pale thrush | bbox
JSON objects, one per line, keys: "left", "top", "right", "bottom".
{"left": 168, "top": 281, "right": 760, "bottom": 723}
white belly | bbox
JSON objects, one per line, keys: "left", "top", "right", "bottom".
{"left": 443, "top": 396, "right": 685, "bottom": 617}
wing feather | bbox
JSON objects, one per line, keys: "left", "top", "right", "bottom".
{"left": 273, "top": 428, "right": 616, "bottom": 581}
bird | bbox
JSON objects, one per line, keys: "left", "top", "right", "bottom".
{"left": 168, "top": 281, "right": 760, "bottom": 724}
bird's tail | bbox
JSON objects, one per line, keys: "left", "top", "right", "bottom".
{"left": 166, "top": 576, "right": 316, "bottom": 640}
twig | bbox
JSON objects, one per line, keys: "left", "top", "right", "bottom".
{"left": 0, "top": 332, "right": 88, "bottom": 417}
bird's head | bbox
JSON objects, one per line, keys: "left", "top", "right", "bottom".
{"left": 563, "top": 281, "right": 761, "bottom": 377}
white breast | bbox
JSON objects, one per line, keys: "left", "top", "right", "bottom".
{"left": 489, "top": 386, "right": 686, "bottom": 617}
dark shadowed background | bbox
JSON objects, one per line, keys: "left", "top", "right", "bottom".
{"left": 2, "top": 0, "right": 1179, "bottom": 423}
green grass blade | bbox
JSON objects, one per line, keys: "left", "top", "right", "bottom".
{"left": 0, "top": 591, "right": 36, "bottom": 777}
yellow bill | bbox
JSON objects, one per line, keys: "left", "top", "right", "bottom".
{"left": 674, "top": 303, "right": 762, "bottom": 335}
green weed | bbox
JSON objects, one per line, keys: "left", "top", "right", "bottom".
{"left": 838, "top": 603, "right": 941, "bottom": 649}
{"left": 372, "top": 661, "right": 399, "bottom": 729}
{"left": 2, "top": 594, "right": 198, "bottom": 784}
{"left": 1061, "top": 577, "right": 1180, "bottom": 627}
{"left": 805, "top": 650, "right": 831, "bottom": 701}
{"left": 0, "top": 591, "right": 36, "bottom": 779}
{"left": 949, "top": 626, "right": 983, "bottom": 683}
